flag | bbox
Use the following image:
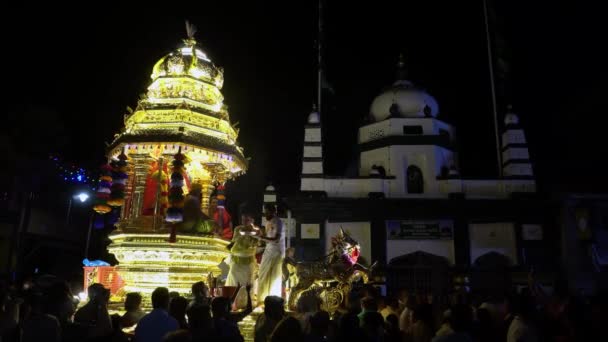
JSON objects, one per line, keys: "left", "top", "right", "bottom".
{"left": 486, "top": 0, "right": 512, "bottom": 107}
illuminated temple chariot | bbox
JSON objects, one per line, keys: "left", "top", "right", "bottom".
{"left": 85, "top": 28, "right": 247, "bottom": 303}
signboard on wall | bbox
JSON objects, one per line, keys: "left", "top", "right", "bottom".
{"left": 385, "top": 220, "right": 455, "bottom": 264}
{"left": 300, "top": 223, "right": 320, "bottom": 239}
{"left": 386, "top": 221, "right": 453, "bottom": 240}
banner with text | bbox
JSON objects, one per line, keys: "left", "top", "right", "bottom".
{"left": 386, "top": 221, "right": 453, "bottom": 240}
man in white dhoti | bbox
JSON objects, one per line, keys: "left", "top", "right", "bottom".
{"left": 226, "top": 212, "right": 259, "bottom": 308}
{"left": 256, "top": 204, "right": 285, "bottom": 303}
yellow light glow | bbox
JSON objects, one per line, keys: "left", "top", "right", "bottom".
{"left": 169, "top": 63, "right": 184, "bottom": 74}
{"left": 189, "top": 67, "right": 208, "bottom": 79}
{"left": 102, "top": 37, "right": 248, "bottom": 311}
{"left": 180, "top": 47, "right": 209, "bottom": 61}
{"left": 106, "top": 234, "right": 230, "bottom": 305}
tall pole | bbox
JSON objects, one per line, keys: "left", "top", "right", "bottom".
{"left": 483, "top": 0, "right": 503, "bottom": 177}
{"left": 317, "top": 0, "right": 323, "bottom": 116}
{"left": 65, "top": 198, "right": 73, "bottom": 230}
{"left": 84, "top": 213, "right": 94, "bottom": 259}
{"left": 10, "top": 192, "right": 31, "bottom": 282}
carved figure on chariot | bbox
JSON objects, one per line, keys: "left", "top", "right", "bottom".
{"left": 287, "top": 228, "right": 376, "bottom": 314}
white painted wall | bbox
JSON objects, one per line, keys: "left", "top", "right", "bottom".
{"left": 300, "top": 177, "right": 324, "bottom": 191}
{"left": 469, "top": 222, "right": 517, "bottom": 265}
{"left": 504, "top": 163, "right": 533, "bottom": 176}
{"left": 302, "top": 161, "right": 323, "bottom": 174}
{"left": 263, "top": 194, "right": 276, "bottom": 203}
{"left": 305, "top": 127, "right": 322, "bottom": 142}
{"left": 502, "top": 130, "right": 526, "bottom": 145}
{"left": 358, "top": 118, "right": 455, "bottom": 144}
{"left": 360, "top": 148, "right": 391, "bottom": 176}
{"left": 359, "top": 144, "right": 456, "bottom": 198}
{"left": 326, "top": 222, "right": 372, "bottom": 264}
{"left": 388, "top": 146, "right": 438, "bottom": 197}
{"left": 502, "top": 148, "right": 529, "bottom": 161}
{"left": 303, "top": 146, "right": 323, "bottom": 158}
{"left": 324, "top": 178, "right": 385, "bottom": 198}
{"left": 302, "top": 176, "right": 535, "bottom": 198}
{"left": 438, "top": 179, "right": 464, "bottom": 194}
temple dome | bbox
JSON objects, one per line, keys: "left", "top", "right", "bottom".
{"left": 369, "top": 80, "right": 439, "bottom": 121}
{"left": 504, "top": 106, "right": 519, "bottom": 126}
{"left": 151, "top": 38, "right": 224, "bottom": 88}
{"left": 307, "top": 109, "right": 320, "bottom": 124}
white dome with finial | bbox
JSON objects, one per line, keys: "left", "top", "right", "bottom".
{"left": 307, "top": 106, "right": 320, "bottom": 124}
{"left": 369, "top": 54, "right": 439, "bottom": 122}
{"left": 265, "top": 185, "right": 276, "bottom": 192}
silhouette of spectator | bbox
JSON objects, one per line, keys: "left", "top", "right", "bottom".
{"left": 270, "top": 316, "right": 304, "bottom": 342}
{"left": 254, "top": 296, "right": 285, "bottom": 342}
{"left": 121, "top": 292, "right": 144, "bottom": 328}
{"left": 135, "top": 287, "right": 178, "bottom": 342}
{"left": 170, "top": 296, "right": 189, "bottom": 329}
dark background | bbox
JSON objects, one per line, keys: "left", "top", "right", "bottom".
{"left": 3, "top": 0, "right": 607, "bottom": 218}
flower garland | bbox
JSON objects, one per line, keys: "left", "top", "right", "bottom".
{"left": 93, "top": 163, "right": 113, "bottom": 215}
{"left": 150, "top": 162, "right": 169, "bottom": 216}
{"left": 107, "top": 150, "right": 129, "bottom": 207}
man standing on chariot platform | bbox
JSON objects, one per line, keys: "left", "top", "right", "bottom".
{"left": 256, "top": 203, "right": 284, "bottom": 302}
{"left": 226, "top": 212, "right": 260, "bottom": 308}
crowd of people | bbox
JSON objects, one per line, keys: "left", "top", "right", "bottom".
{"left": 254, "top": 278, "right": 607, "bottom": 342}
{"left": 0, "top": 198, "right": 605, "bottom": 342}
{"left": 1, "top": 270, "right": 607, "bottom": 342}
{"left": 0, "top": 276, "right": 253, "bottom": 342}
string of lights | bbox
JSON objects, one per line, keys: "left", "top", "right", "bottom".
{"left": 49, "top": 154, "right": 97, "bottom": 185}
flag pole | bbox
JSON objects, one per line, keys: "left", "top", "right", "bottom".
{"left": 317, "top": 0, "right": 323, "bottom": 117}
{"left": 483, "top": 0, "right": 503, "bottom": 177}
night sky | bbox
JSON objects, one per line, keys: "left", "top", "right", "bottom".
{"left": 4, "top": 1, "right": 607, "bottom": 212}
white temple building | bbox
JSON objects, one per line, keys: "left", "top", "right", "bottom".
{"left": 266, "top": 59, "right": 557, "bottom": 297}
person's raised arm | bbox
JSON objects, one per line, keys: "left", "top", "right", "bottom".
{"left": 230, "top": 283, "right": 241, "bottom": 304}
{"left": 231, "top": 284, "right": 253, "bottom": 323}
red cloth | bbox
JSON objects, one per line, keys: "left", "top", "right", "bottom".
{"left": 213, "top": 210, "right": 232, "bottom": 240}
{"left": 142, "top": 162, "right": 168, "bottom": 215}
{"left": 141, "top": 161, "right": 191, "bottom": 216}
{"left": 221, "top": 227, "right": 233, "bottom": 240}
